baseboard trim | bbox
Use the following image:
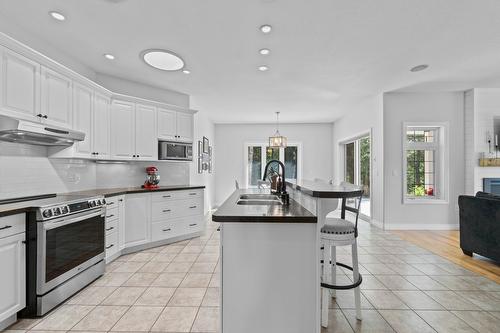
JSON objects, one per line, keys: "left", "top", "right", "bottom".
{"left": 370, "top": 219, "right": 384, "bottom": 229}
{"left": 385, "top": 223, "right": 459, "bottom": 230}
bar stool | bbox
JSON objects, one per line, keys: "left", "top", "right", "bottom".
{"left": 320, "top": 184, "right": 363, "bottom": 327}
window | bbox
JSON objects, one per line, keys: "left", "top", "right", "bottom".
{"left": 245, "top": 143, "right": 301, "bottom": 187}
{"left": 403, "top": 124, "right": 448, "bottom": 203}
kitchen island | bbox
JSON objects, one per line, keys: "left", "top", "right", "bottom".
{"left": 213, "top": 182, "right": 363, "bottom": 333}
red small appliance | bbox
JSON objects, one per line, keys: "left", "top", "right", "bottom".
{"left": 142, "top": 166, "right": 160, "bottom": 189}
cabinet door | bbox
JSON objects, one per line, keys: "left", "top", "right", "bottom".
{"left": 124, "top": 194, "right": 151, "bottom": 248}
{"left": 93, "top": 93, "right": 111, "bottom": 158}
{"left": 0, "top": 233, "right": 26, "bottom": 322}
{"left": 157, "top": 108, "right": 177, "bottom": 141}
{"left": 176, "top": 112, "right": 194, "bottom": 142}
{"left": 0, "top": 48, "right": 40, "bottom": 120}
{"left": 135, "top": 103, "right": 157, "bottom": 160}
{"left": 73, "top": 83, "right": 93, "bottom": 157}
{"left": 110, "top": 100, "right": 135, "bottom": 159}
{"left": 41, "top": 67, "right": 72, "bottom": 127}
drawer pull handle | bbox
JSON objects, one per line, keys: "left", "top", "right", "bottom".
{"left": 106, "top": 227, "right": 114, "bottom": 231}
{"left": 189, "top": 193, "right": 197, "bottom": 196}
{"left": 106, "top": 244, "right": 114, "bottom": 249}
{"left": 163, "top": 209, "right": 171, "bottom": 212}
{"left": 163, "top": 195, "right": 171, "bottom": 198}
{"left": 162, "top": 228, "right": 171, "bottom": 232}
{"left": 0, "top": 225, "right": 12, "bottom": 231}
{"left": 189, "top": 206, "right": 197, "bottom": 209}
{"left": 106, "top": 214, "right": 115, "bottom": 218}
{"left": 189, "top": 223, "right": 197, "bottom": 227}
{"left": 107, "top": 202, "right": 115, "bottom": 205}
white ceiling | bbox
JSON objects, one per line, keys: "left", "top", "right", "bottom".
{"left": 1, "top": 0, "right": 500, "bottom": 123}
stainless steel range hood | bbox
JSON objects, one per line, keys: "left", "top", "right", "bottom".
{"left": 0, "top": 114, "right": 85, "bottom": 146}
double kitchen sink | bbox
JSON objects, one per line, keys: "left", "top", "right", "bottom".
{"left": 236, "top": 193, "right": 283, "bottom": 205}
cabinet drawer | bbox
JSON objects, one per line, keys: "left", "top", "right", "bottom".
{"left": 105, "top": 218, "right": 118, "bottom": 236}
{"left": 152, "top": 189, "right": 203, "bottom": 202}
{"left": 151, "top": 220, "right": 181, "bottom": 242}
{"left": 105, "top": 231, "right": 119, "bottom": 256}
{"left": 105, "top": 207, "right": 118, "bottom": 221}
{"left": 105, "top": 197, "right": 120, "bottom": 210}
{"left": 0, "top": 213, "right": 25, "bottom": 239}
{"left": 181, "top": 216, "right": 203, "bottom": 234}
{"left": 152, "top": 198, "right": 203, "bottom": 221}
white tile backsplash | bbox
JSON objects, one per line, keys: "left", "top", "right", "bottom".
{"left": 0, "top": 141, "right": 191, "bottom": 200}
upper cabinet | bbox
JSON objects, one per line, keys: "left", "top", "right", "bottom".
{"left": 93, "top": 93, "right": 111, "bottom": 159}
{"left": 0, "top": 47, "right": 40, "bottom": 120}
{"left": 73, "top": 83, "right": 93, "bottom": 156}
{"left": 158, "top": 108, "right": 193, "bottom": 142}
{"left": 40, "top": 66, "right": 72, "bottom": 127}
{"left": 135, "top": 103, "right": 157, "bottom": 160}
{"left": 110, "top": 100, "right": 135, "bottom": 159}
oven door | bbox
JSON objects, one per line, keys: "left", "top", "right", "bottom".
{"left": 159, "top": 141, "right": 193, "bottom": 160}
{"left": 36, "top": 208, "right": 105, "bottom": 295}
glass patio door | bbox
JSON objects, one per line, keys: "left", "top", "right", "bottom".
{"left": 344, "top": 136, "right": 371, "bottom": 219}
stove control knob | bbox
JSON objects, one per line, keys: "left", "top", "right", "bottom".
{"left": 102, "top": 198, "right": 106, "bottom": 205}
{"left": 53, "top": 207, "right": 61, "bottom": 216}
{"left": 61, "top": 206, "right": 69, "bottom": 214}
{"left": 96, "top": 199, "right": 102, "bottom": 206}
{"left": 42, "top": 209, "right": 53, "bottom": 218}
{"left": 88, "top": 201, "right": 95, "bottom": 207}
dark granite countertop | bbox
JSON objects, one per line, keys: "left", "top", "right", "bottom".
{"left": 0, "top": 185, "right": 205, "bottom": 217}
{"left": 212, "top": 189, "right": 317, "bottom": 223}
{"left": 285, "top": 180, "right": 363, "bottom": 198}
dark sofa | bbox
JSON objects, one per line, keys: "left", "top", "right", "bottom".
{"left": 458, "top": 191, "right": 500, "bottom": 262}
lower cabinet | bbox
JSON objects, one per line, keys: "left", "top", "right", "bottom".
{"left": 0, "top": 214, "right": 26, "bottom": 325}
{"left": 124, "top": 193, "right": 152, "bottom": 248}
{"left": 105, "top": 195, "right": 125, "bottom": 262}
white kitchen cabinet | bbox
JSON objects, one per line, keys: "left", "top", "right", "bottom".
{"left": 176, "top": 112, "right": 194, "bottom": 142}
{"left": 0, "top": 214, "right": 26, "bottom": 325}
{"left": 110, "top": 100, "right": 135, "bottom": 159}
{"left": 158, "top": 108, "right": 193, "bottom": 142}
{"left": 0, "top": 47, "right": 40, "bottom": 120}
{"left": 93, "top": 93, "right": 111, "bottom": 158}
{"left": 124, "top": 193, "right": 151, "bottom": 248}
{"left": 135, "top": 103, "right": 157, "bottom": 159}
{"left": 157, "top": 108, "right": 177, "bottom": 140}
{"left": 73, "top": 83, "right": 93, "bottom": 157}
{"left": 40, "top": 66, "right": 72, "bottom": 127}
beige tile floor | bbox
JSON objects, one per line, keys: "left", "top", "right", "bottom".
{"left": 4, "top": 217, "right": 500, "bottom": 333}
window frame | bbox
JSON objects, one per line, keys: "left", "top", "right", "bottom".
{"left": 244, "top": 142, "right": 302, "bottom": 188}
{"left": 402, "top": 122, "right": 449, "bottom": 204}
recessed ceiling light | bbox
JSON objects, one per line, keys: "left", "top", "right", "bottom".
{"left": 259, "top": 48, "right": 270, "bottom": 55}
{"left": 141, "top": 49, "right": 185, "bottom": 71}
{"left": 49, "top": 11, "right": 66, "bottom": 21}
{"left": 182, "top": 69, "right": 190, "bottom": 74}
{"left": 258, "top": 65, "right": 269, "bottom": 72}
{"left": 410, "top": 64, "right": 429, "bottom": 72}
{"left": 260, "top": 25, "right": 272, "bottom": 34}
{"left": 103, "top": 54, "right": 115, "bottom": 60}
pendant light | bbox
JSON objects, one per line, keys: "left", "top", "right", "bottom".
{"left": 269, "top": 112, "right": 287, "bottom": 148}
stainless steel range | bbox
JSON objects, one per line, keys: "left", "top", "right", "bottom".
{"left": 23, "top": 195, "right": 106, "bottom": 316}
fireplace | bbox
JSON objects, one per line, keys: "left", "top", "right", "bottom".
{"left": 483, "top": 178, "right": 500, "bottom": 195}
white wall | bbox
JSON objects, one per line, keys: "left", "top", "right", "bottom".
{"left": 214, "top": 123, "right": 333, "bottom": 206}
{"left": 331, "top": 95, "right": 384, "bottom": 226}
{"left": 383, "top": 92, "right": 465, "bottom": 229}
{"left": 189, "top": 111, "right": 216, "bottom": 214}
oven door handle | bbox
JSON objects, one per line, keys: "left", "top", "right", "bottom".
{"left": 43, "top": 210, "right": 104, "bottom": 230}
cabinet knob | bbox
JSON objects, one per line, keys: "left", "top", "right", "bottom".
{"left": 43, "top": 115, "right": 48, "bottom": 119}
{"left": 36, "top": 114, "right": 43, "bottom": 118}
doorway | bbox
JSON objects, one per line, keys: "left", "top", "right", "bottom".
{"left": 343, "top": 134, "right": 371, "bottom": 219}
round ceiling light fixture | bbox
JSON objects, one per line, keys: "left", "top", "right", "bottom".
{"left": 260, "top": 24, "right": 272, "bottom": 34}
{"left": 410, "top": 64, "right": 429, "bottom": 72}
{"left": 259, "top": 48, "right": 270, "bottom": 55}
{"left": 103, "top": 54, "right": 115, "bottom": 60}
{"left": 49, "top": 11, "right": 66, "bottom": 21}
{"left": 141, "top": 49, "right": 185, "bottom": 71}
{"left": 258, "top": 65, "right": 269, "bottom": 72}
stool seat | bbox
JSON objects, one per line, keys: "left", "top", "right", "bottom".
{"left": 321, "top": 218, "right": 355, "bottom": 235}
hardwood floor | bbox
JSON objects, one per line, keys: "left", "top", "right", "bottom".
{"left": 393, "top": 230, "right": 500, "bottom": 283}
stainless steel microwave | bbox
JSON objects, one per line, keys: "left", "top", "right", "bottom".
{"left": 158, "top": 141, "right": 193, "bottom": 161}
